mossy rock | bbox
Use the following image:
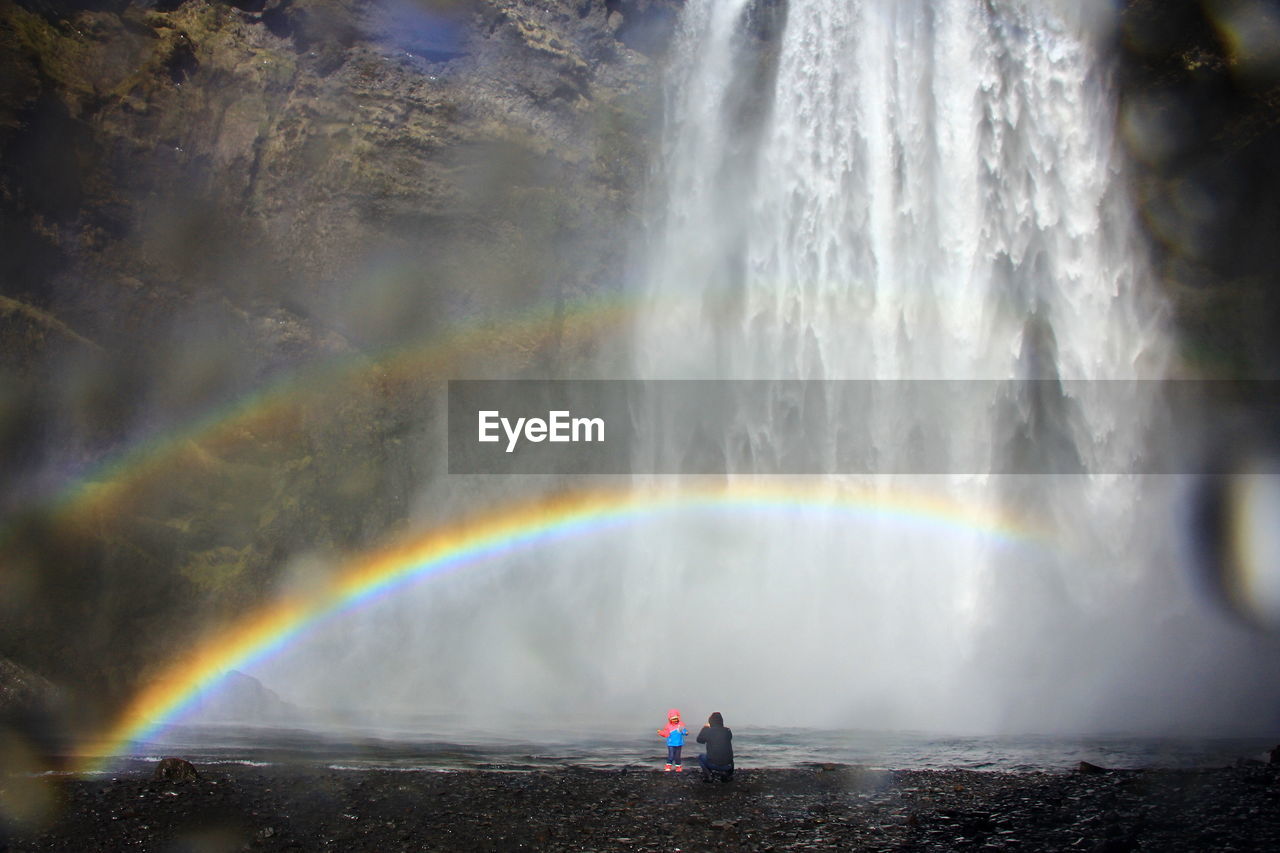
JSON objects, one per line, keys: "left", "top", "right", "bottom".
{"left": 179, "top": 544, "right": 254, "bottom": 593}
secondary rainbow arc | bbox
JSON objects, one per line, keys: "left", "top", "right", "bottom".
{"left": 3, "top": 290, "right": 634, "bottom": 545}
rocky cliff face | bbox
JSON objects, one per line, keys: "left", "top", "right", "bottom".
{"left": 1, "top": 0, "right": 671, "bottom": 383}
{"left": 0, "top": 0, "right": 678, "bottom": 732}
{"left": 1117, "top": 0, "right": 1280, "bottom": 377}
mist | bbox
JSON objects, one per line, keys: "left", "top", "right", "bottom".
{"left": 231, "top": 0, "right": 1280, "bottom": 741}
{"left": 4, "top": 0, "right": 1280, "bottom": 759}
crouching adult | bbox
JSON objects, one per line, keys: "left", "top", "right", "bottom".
{"left": 696, "top": 712, "right": 734, "bottom": 782}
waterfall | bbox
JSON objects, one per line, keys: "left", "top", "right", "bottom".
{"left": 250, "top": 0, "right": 1280, "bottom": 737}
{"left": 637, "top": 0, "right": 1168, "bottom": 382}
{"left": 617, "top": 0, "right": 1271, "bottom": 733}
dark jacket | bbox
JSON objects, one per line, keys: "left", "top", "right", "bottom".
{"left": 696, "top": 723, "right": 733, "bottom": 767}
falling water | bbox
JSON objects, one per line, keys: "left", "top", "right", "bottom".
{"left": 617, "top": 0, "right": 1275, "bottom": 734}
{"left": 243, "top": 0, "right": 1280, "bottom": 740}
{"left": 638, "top": 0, "right": 1167, "bottom": 381}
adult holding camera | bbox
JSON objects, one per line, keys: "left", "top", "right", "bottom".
{"left": 696, "top": 712, "right": 734, "bottom": 782}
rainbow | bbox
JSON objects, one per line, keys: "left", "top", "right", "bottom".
{"left": 3, "top": 290, "right": 633, "bottom": 542}
{"left": 77, "top": 479, "right": 1045, "bottom": 771}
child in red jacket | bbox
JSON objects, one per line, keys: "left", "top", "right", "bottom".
{"left": 657, "top": 708, "right": 689, "bottom": 771}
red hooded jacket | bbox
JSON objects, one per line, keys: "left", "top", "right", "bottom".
{"left": 658, "top": 709, "right": 688, "bottom": 745}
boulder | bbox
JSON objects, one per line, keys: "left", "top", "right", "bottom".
{"left": 153, "top": 757, "right": 199, "bottom": 781}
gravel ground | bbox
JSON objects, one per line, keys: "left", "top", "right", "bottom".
{"left": 3, "top": 762, "right": 1279, "bottom": 851}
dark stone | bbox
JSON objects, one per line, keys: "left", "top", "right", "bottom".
{"left": 1078, "top": 761, "right": 1108, "bottom": 775}
{"left": 153, "top": 756, "right": 199, "bottom": 781}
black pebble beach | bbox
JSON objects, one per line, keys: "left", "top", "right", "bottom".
{"left": 5, "top": 762, "right": 1280, "bottom": 851}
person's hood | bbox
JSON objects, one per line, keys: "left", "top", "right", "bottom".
{"left": 658, "top": 709, "right": 683, "bottom": 735}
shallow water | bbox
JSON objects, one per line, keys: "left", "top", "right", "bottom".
{"left": 107, "top": 723, "right": 1274, "bottom": 775}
